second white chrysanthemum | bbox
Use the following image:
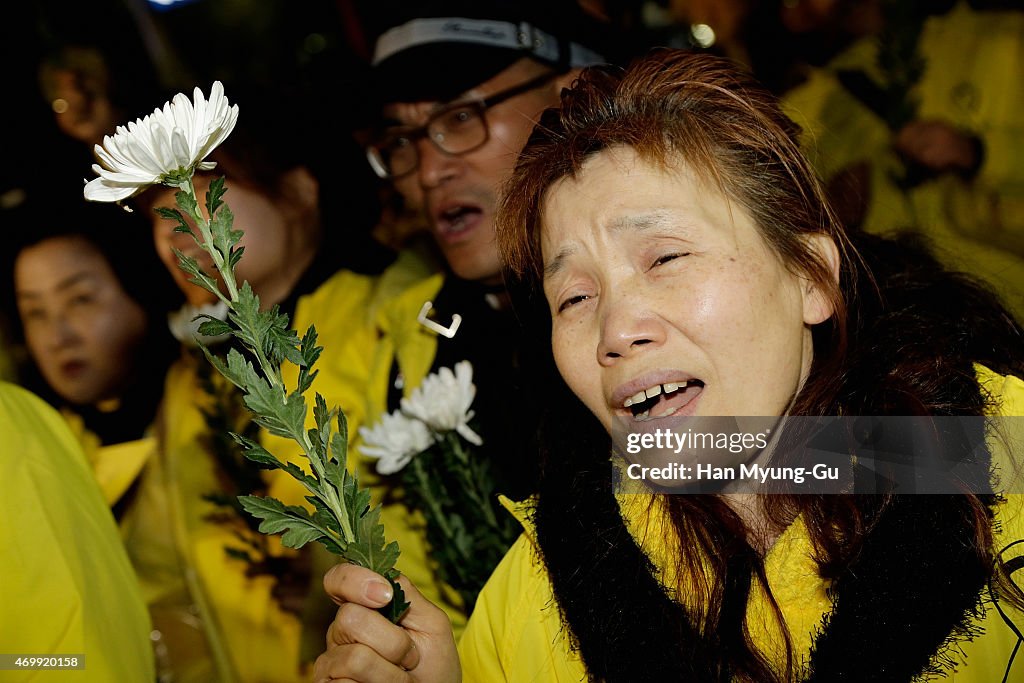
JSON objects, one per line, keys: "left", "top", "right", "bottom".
{"left": 84, "top": 81, "right": 239, "bottom": 203}
{"left": 400, "top": 360, "right": 483, "bottom": 446}
{"left": 359, "top": 410, "right": 436, "bottom": 475}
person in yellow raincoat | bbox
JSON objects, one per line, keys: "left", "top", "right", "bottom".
{"left": 0, "top": 381, "right": 154, "bottom": 682}
{"left": 7, "top": 194, "right": 210, "bottom": 679}
{"left": 781, "top": 0, "right": 1024, "bottom": 318}
{"left": 314, "top": 51, "right": 1024, "bottom": 683}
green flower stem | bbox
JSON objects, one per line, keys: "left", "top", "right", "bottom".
{"left": 410, "top": 454, "right": 457, "bottom": 542}
{"left": 446, "top": 432, "right": 498, "bottom": 529}
{"left": 316, "top": 470, "right": 355, "bottom": 545}
{"left": 175, "top": 175, "right": 356, "bottom": 545}
{"left": 268, "top": 407, "right": 353, "bottom": 545}
{"left": 178, "top": 181, "right": 239, "bottom": 302}
{"left": 178, "top": 178, "right": 286, "bottom": 393}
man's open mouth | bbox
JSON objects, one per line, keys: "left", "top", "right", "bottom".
{"left": 435, "top": 204, "right": 483, "bottom": 239}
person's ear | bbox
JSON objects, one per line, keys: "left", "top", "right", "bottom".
{"left": 281, "top": 166, "right": 319, "bottom": 212}
{"left": 800, "top": 232, "right": 841, "bottom": 325}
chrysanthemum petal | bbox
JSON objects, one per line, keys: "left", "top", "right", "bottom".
{"left": 171, "top": 128, "right": 192, "bottom": 169}
{"left": 84, "top": 177, "right": 143, "bottom": 202}
{"left": 91, "top": 163, "right": 159, "bottom": 184}
{"left": 170, "top": 93, "right": 195, "bottom": 147}
{"left": 456, "top": 424, "right": 484, "bottom": 447}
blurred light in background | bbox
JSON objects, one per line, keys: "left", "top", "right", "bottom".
{"left": 691, "top": 23, "right": 716, "bottom": 48}
{"left": 146, "top": 0, "right": 201, "bottom": 11}
{"left": 303, "top": 33, "right": 328, "bottom": 55}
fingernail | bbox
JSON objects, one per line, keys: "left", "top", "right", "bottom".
{"left": 365, "top": 579, "right": 393, "bottom": 604}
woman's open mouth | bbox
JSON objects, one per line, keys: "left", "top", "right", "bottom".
{"left": 622, "top": 379, "right": 705, "bottom": 421}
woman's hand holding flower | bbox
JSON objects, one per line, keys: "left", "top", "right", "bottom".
{"left": 314, "top": 563, "right": 461, "bottom": 683}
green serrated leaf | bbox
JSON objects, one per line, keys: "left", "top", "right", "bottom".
{"left": 295, "top": 326, "right": 323, "bottom": 394}
{"left": 207, "top": 176, "right": 227, "bottom": 216}
{"left": 155, "top": 206, "right": 195, "bottom": 236}
{"left": 319, "top": 535, "right": 345, "bottom": 555}
{"left": 197, "top": 318, "right": 234, "bottom": 338}
{"left": 266, "top": 314, "right": 304, "bottom": 367}
{"left": 336, "top": 410, "right": 349, "bottom": 458}
{"left": 176, "top": 188, "right": 199, "bottom": 217}
{"left": 154, "top": 206, "right": 181, "bottom": 220}
{"left": 313, "top": 394, "right": 331, "bottom": 434}
{"left": 377, "top": 577, "right": 410, "bottom": 623}
{"left": 305, "top": 427, "right": 325, "bottom": 463}
{"left": 230, "top": 433, "right": 286, "bottom": 468}
{"left": 241, "top": 375, "right": 307, "bottom": 442}
{"left": 198, "top": 343, "right": 231, "bottom": 381}
{"left": 228, "top": 245, "right": 245, "bottom": 270}
{"left": 238, "top": 495, "right": 335, "bottom": 550}
{"left": 346, "top": 505, "right": 401, "bottom": 576}
{"left": 218, "top": 347, "right": 261, "bottom": 391}
{"left": 173, "top": 248, "right": 220, "bottom": 297}
{"left": 327, "top": 431, "right": 353, "bottom": 499}
{"left": 308, "top": 496, "right": 343, "bottom": 535}
{"left": 228, "top": 282, "right": 271, "bottom": 352}
{"left": 231, "top": 434, "right": 320, "bottom": 491}
{"left": 297, "top": 369, "right": 319, "bottom": 397}
{"left": 210, "top": 203, "right": 238, "bottom": 262}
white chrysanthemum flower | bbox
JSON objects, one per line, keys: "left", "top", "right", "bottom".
{"left": 359, "top": 410, "right": 435, "bottom": 475}
{"left": 84, "top": 81, "right": 239, "bottom": 203}
{"left": 401, "top": 360, "right": 483, "bottom": 446}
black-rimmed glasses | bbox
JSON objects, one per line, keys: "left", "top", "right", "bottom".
{"left": 366, "top": 71, "right": 560, "bottom": 179}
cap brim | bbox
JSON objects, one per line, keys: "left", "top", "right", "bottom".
{"left": 371, "top": 44, "right": 525, "bottom": 105}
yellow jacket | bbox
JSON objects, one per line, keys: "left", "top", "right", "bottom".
{"left": 62, "top": 412, "right": 220, "bottom": 683}
{"left": 782, "top": 2, "right": 1024, "bottom": 318}
{"left": 0, "top": 382, "right": 154, "bottom": 682}
{"left": 459, "top": 367, "right": 1024, "bottom": 681}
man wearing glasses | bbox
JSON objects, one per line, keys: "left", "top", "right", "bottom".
{"left": 365, "top": 5, "right": 605, "bottom": 283}
{"left": 350, "top": 0, "right": 610, "bottom": 633}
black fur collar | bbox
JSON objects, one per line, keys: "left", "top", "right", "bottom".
{"left": 534, "top": 444, "right": 996, "bottom": 682}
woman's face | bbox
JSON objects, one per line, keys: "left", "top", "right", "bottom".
{"left": 540, "top": 147, "right": 834, "bottom": 434}
{"left": 15, "top": 236, "right": 147, "bottom": 406}
{"left": 148, "top": 173, "right": 295, "bottom": 305}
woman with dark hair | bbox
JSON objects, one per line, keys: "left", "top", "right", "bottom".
{"left": 10, "top": 194, "right": 178, "bottom": 461}
{"left": 6, "top": 194, "right": 212, "bottom": 678}
{"left": 312, "top": 50, "right": 1024, "bottom": 682}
